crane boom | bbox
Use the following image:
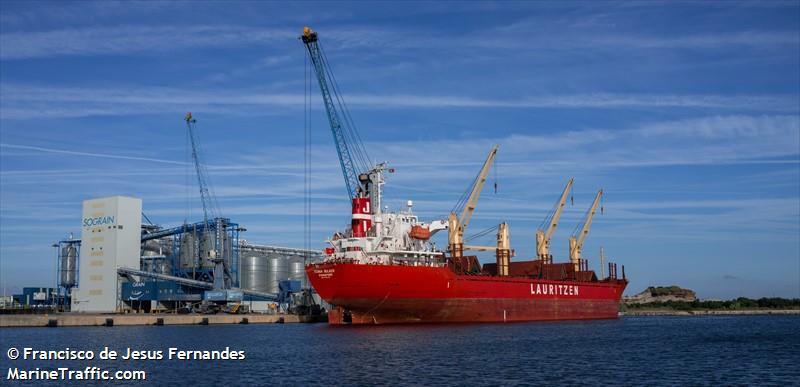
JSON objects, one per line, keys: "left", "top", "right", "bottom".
{"left": 459, "top": 145, "right": 498, "bottom": 230}
{"left": 569, "top": 189, "right": 603, "bottom": 269}
{"left": 301, "top": 26, "right": 368, "bottom": 199}
{"left": 185, "top": 112, "right": 216, "bottom": 226}
{"left": 448, "top": 145, "right": 498, "bottom": 257}
{"left": 536, "top": 178, "right": 573, "bottom": 260}
{"left": 575, "top": 189, "right": 603, "bottom": 247}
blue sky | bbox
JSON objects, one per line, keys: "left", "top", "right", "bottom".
{"left": 1, "top": 1, "right": 798, "bottom": 299}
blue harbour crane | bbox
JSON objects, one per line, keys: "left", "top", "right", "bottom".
{"left": 184, "top": 112, "right": 219, "bottom": 227}
{"left": 183, "top": 113, "right": 234, "bottom": 289}
{"left": 300, "top": 26, "right": 373, "bottom": 200}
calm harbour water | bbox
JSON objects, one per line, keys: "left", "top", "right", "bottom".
{"left": 1, "top": 315, "right": 798, "bottom": 386}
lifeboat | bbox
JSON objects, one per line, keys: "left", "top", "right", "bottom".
{"left": 409, "top": 225, "right": 431, "bottom": 240}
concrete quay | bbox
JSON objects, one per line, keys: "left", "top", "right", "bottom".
{"left": 0, "top": 313, "right": 323, "bottom": 327}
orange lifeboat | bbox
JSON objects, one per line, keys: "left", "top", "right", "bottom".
{"left": 409, "top": 225, "right": 432, "bottom": 240}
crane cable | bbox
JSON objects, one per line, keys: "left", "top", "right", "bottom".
{"left": 538, "top": 188, "right": 566, "bottom": 230}
{"left": 304, "top": 45, "right": 311, "bottom": 262}
{"left": 185, "top": 117, "right": 191, "bottom": 224}
{"left": 450, "top": 164, "right": 483, "bottom": 216}
{"left": 322, "top": 46, "right": 371, "bottom": 171}
{"left": 538, "top": 181, "right": 576, "bottom": 231}
{"left": 493, "top": 153, "right": 498, "bottom": 194}
{"left": 466, "top": 224, "right": 498, "bottom": 243}
{"left": 317, "top": 41, "right": 371, "bottom": 173}
{"left": 571, "top": 195, "right": 599, "bottom": 236}
{"left": 187, "top": 119, "right": 221, "bottom": 221}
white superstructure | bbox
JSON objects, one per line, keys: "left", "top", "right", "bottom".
{"left": 325, "top": 165, "right": 447, "bottom": 265}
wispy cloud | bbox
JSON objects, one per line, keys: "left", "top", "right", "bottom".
{"left": 0, "top": 143, "right": 187, "bottom": 165}
{"left": 0, "top": 25, "right": 294, "bottom": 60}
{"left": 373, "top": 114, "right": 800, "bottom": 174}
{"left": 3, "top": 114, "right": 797, "bottom": 188}
{"left": 587, "top": 31, "right": 800, "bottom": 49}
{"left": 206, "top": 55, "right": 293, "bottom": 83}
{"left": 3, "top": 19, "right": 798, "bottom": 61}
{"left": 1, "top": 84, "right": 797, "bottom": 119}
{"left": 474, "top": 24, "right": 800, "bottom": 52}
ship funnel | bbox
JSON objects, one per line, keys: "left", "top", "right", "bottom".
{"left": 351, "top": 198, "right": 372, "bottom": 237}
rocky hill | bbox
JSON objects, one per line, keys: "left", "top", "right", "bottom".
{"left": 624, "top": 286, "right": 697, "bottom": 304}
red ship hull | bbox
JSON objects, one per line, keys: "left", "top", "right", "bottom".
{"left": 307, "top": 262, "right": 628, "bottom": 325}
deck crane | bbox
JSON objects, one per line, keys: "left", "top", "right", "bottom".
{"left": 536, "top": 178, "right": 574, "bottom": 263}
{"left": 449, "top": 145, "right": 499, "bottom": 258}
{"left": 569, "top": 189, "right": 603, "bottom": 272}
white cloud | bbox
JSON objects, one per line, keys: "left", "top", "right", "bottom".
{"left": 0, "top": 143, "right": 187, "bottom": 165}
{"left": 0, "top": 25, "right": 294, "bottom": 60}
{"left": 3, "top": 19, "right": 798, "bottom": 61}
{"left": 1, "top": 84, "right": 797, "bottom": 120}
{"left": 364, "top": 115, "right": 800, "bottom": 175}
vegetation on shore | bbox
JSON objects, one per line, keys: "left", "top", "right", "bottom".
{"left": 646, "top": 286, "right": 696, "bottom": 298}
{"left": 622, "top": 297, "right": 800, "bottom": 312}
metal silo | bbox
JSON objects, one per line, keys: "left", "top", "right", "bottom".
{"left": 141, "top": 239, "right": 161, "bottom": 257}
{"left": 218, "top": 231, "right": 231, "bottom": 268}
{"left": 266, "top": 257, "right": 289, "bottom": 293}
{"left": 60, "top": 245, "right": 77, "bottom": 287}
{"left": 179, "top": 233, "right": 197, "bottom": 269}
{"left": 240, "top": 255, "right": 269, "bottom": 293}
{"left": 199, "top": 231, "right": 217, "bottom": 268}
{"left": 289, "top": 258, "right": 307, "bottom": 288}
{"left": 155, "top": 257, "right": 172, "bottom": 275}
{"left": 141, "top": 237, "right": 174, "bottom": 274}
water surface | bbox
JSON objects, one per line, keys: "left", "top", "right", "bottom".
{"left": 1, "top": 316, "right": 798, "bottom": 385}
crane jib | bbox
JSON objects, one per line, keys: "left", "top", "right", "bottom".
{"left": 186, "top": 117, "right": 217, "bottom": 225}
{"left": 302, "top": 30, "right": 365, "bottom": 200}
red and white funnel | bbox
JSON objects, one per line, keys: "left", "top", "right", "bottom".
{"left": 351, "top": 197, "right": 372, "bottom": 237}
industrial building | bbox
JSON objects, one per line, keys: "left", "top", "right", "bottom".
{"left": 11, "top": 288, "right": 57, "bottom": 308}
{"left": 30, "top": 112, "right": 328, "bottom": 317}
{"left": 43, "top": 195, "right": 325, "bottom": 315}
{"left": 72, "top": 196, "right": 142, "bottom": 312}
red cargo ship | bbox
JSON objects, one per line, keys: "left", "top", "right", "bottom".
{"left": 303, "top": 155, "right": 627, "bottom": 325}
{"left": 302, "top": 151, "right": 627, "bottom": 325}
{"left": 301, "top": 26, "right": 627, "bottom": 324}
{"left": 308, "top": 259, "right": 627, "bottom": 324}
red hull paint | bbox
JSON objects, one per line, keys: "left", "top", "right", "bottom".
{"left": 307, "top": 262, "right": 627, "bottom": 325}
